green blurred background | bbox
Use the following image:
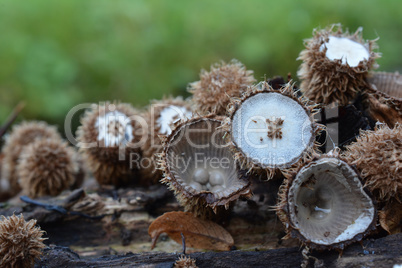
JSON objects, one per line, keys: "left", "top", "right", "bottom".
{"left": 1, "top": 0, "right": 401, "bottom": 135}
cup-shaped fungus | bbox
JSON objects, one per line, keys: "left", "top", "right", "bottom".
{"left": 276, "top": 156, "right": 376, "bottom": 250}
{"left": 0, "top": 214, "right": 46, "bottom": 268}
{"left": 188, "top": 59, "right": 256, "bottom": 115}
{"left": 160, "top": 115, "right": 252, "bottom": 218}
{"left": 343, "top": 123, "right": 401, "bottom": 203}
{"left": 365, "top": 72, "right": 402, "bottom": 127}
{"left": 1, "top": 121, "right": 62, "bottom": 196}
{"left": 17, "top": 138, "right": 79, "bottom": 198}
{"left": 77, "top": 102, "right": 144, "bottom": 186}
{"left": 224, "top": 81, "right": 322, "bottom": 179}
{"left": 141, "top": 96, "right": 193, "bottom": 183}
{"left": 298, "top": 24, "right": 380, "bottom": 106}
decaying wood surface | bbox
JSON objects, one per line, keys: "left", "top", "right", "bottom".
{"left": 1, "top": 180, "right": 401, "bottom": 267}
{"left": 36, "top": 233, "right": 402, "bottom": 268}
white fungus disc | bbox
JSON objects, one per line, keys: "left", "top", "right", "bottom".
{"left": 320, "top": 36, "right": 369, "bottom": 67}
{"left": 157, "top": 105, "right": 192, "bottom": 135}
{"left": 96, "top": 111, "right": 133, "bottom": 147}
{"left": 231, "top": 92, "right": 314, "bottom": 168}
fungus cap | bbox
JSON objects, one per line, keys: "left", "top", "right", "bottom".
{"left": 141, "top": 97, "right": 193, "bottom": 183}
{"left": 366, "top": 72, "right": 402, "bottom": 127}
{"left": 298, "top": 24, "right": 380, "bottom": 105}
{"left": 161, "top": 115, "right": 252, "bottom": 216}
{"left": 343, "top": 123, "right": 401, "bottom": 202}
{"left": 76, "top": 102, "right": 143, "bottom": 186}
{"left": 18, "top": 138, "right": 78, "bottom": 198}
{"left": 277, "top": 157, "right": 376, "bottom": 250}
{"left": 188, "top": 59, "right": 256, "bottom": 115}
{"left": 0, "top": 214, "right": 46, "bottom": 268}
{"left": 1, "top": 121, "right": 62, "bottom": 195}
{"left": 226, "top": 81, "right": 322, "bottom": 178}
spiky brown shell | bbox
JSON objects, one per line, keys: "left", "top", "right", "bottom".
{"left": 174, "top": 255, "right": 198, "bottom": 268}
{"left": 0, "top": 214, "right": 46, "bottom": 268}
{"left": 365, "top": 72, "right": 402, "bottom": 127}
{"left": 275, "top": 155, "right": 377, "bottom": 250}
{"left": 343, "top": 123, "right": 401, "bottom": 202}
{"left": 188, "top": 59, "right": 256, "bottom": 116}
{"left": 141, "top": 96, "right": 193, "bottom": 184}
{"left": 17, "top": 138, "right": 78, "bottom": 198}
{"left": 76, "top": 102, "right": 144, "bottom": 186}
{"left": 1, "top": 121, "right": 62, "bottom": 196}
{"left": 160, "top": 114, "right": 252, "bottom": 218}
{"left": 297, "top": 24, "right": 380, "bottom": 105}
{"left": 223, "top": 81, "right": 323, "bottom": 180}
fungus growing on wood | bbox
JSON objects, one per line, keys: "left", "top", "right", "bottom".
{"left": 160, "top": 115, "right": 252, "bottom": 218}
{"left": 298, "top": 24, "right": 380, "bottom": 105}
{"left": 223, "top": 81, "right": 323, "bottom": 179}
{"left": 76, "top": 102, "right": 144, "bottom": 186}
{"left": 343, "top": 123, "right": 401, "bottom": 203}
{"left": 141, "top": 96, "right": 193, "bottom": 183}
{"left": 0, "top": 214, "right": 46, "bottom": 268}
{"left": 276, "top": 156, "right": 376, "bottom": 250}
{"left": 18, "top": 138, "right": 78, "bottom": 198}
{"left": 365, "top": 71, "right": 402, "bottom": 127}
{"left": 1, "top": 121, "right": 62, "bottom": 195}
{"left": 188, "top": 59, "right": 256, "bottom": 115}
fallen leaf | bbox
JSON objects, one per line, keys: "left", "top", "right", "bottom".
{"left": 148, "top": 211, "right": 234, "bottom": 251}
{"left": 379, "top": 200, "right": 402, "bottom": 234}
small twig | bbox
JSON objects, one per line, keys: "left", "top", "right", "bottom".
{"left": 0, "top": 102, "right": 25, "bottom": 139}
{"left": 181, "top": 232, "right": 186, "bottom": 255}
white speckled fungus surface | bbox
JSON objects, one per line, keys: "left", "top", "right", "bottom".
{"left": 321, "top": 36, "right": 369, "bottom": 67}
{"left": 231, "top": 92, "right": 314, "bottom": 168}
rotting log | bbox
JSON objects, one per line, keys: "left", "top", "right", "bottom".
{"left": 1, "top": 183, "right": 401, "bottom": 267}
{"left": 36, "top": 233, "right": 402, "bottom": 268}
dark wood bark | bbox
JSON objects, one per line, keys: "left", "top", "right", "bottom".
{"left": 36, "top": 233, "right": 402, "bottom": 268}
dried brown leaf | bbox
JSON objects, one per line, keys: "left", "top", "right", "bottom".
{"left": 379, "top": 200, "right": 402, "bottom": 234}
{"left": 148, "top": 211, "right": 234, "bottom": 251}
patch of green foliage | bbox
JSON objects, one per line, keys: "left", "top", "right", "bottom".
{"left": 0, "top": 0, "right": 401, "bottom": 132}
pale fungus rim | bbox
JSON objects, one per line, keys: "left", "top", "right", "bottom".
{"left": 277, "top": 156, "right": 377, "bottom": 250}
{"left": 225, "top": 81, "right": 323, "bottom": 178}
{"left": 160, "top": 115, "right": 252, "bottom": 211}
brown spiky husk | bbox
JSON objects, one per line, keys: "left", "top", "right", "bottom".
{"left": 275, "top": 155, "right": 377, "bottom": 250}
{"left": 141, "top": 96, "right": 193, "bottom": 184}
{"left": 1, "top": 121, "right": 62, "bottom": 196}
{"left": 188, "top": 59, "right": 256, "bottom": 116}
{"left": 343, "top": 123, "right": 402, "bottom": 203}
{"left": 365, "top": 72, "right": 402, "bottom": 127}
{"left": 160, "top": 114, "right": 252, "bottom": 218}
{"left": 18, "top": 138, "right": 78, "bottom": 198}
{"left": 76, "top": 102, "right": 144, "bottom": 186}
{"left": 0, "top": 214, "right": 46, "bottom": 268}
{"left": 223, "top": 81, "right": 323, "bottom": 180}
{"left": 297, "top": 24, "right": 380, "bottom": 105}
{"left": 174, "top": 255, "right": 198, "bottom": 268}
